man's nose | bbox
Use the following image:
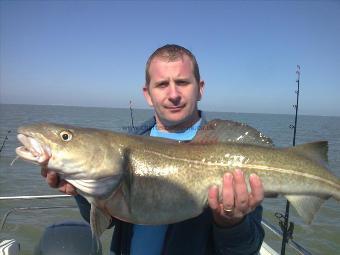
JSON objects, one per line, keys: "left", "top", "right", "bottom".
{"left": 168, "top": 84, "right": 181, "bottom": 104}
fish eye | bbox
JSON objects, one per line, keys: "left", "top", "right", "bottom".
{"left": 60, "top": 130, "right": 73, "bottom": 142}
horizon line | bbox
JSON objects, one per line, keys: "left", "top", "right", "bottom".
{"left": 1, "top": 103, "right": 339, "bottom": 118}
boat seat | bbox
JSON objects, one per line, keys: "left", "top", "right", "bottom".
{"left": 34, "top": 221, "right": 102, "bottom": 255}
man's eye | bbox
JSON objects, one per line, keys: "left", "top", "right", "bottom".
{"left": 157, "top": 83, "right": 168, "bottom": 88}
{"left": 177, "top": 80, "right": 189, "bottom": 86}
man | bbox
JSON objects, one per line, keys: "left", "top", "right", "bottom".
{"left": 42, "top": 44, "right": 264, "bottom": 254}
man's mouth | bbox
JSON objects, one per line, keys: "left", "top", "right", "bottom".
{"left": 165, "top": 105, "right": 185, "bottom": 111}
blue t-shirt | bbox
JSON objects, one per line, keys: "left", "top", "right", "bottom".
{"left": 130, "top": 118, "right": 202, "bottom": 255}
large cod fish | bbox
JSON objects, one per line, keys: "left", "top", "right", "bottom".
{"left": 15, "top": 120, "right": 340, "bottom": 238}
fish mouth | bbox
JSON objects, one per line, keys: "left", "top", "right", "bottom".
{"left": 16, "top": 134, "right": 51, "bottom": 164}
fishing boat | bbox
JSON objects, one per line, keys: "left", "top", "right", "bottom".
{"left": 0, "top": 194, "right": 312, "bottom": 255}
{"left": 0, "top": 66, "right": 322, "bottom": 255}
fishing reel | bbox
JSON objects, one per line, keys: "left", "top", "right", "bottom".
{"left": 275, "top": 212, "right": 295, "bottom": 241}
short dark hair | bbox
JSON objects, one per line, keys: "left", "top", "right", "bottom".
{"left": 145, "top": 44, "right": 200, "bottom": 86}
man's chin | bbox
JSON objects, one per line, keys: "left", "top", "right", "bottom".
{"left": 158, "top": 112, "right": 197, "bottom": 130}
{"left": 161, "top": 117, "right": 184, "bottom": 127}
{"left": 162, "top": 111, "right": 187, "bottom": 124}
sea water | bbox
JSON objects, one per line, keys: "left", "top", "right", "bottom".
{"left": 1, "top": 104, "right": 339, "bottom": 254}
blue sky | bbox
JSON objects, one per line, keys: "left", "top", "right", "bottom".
{"left": 1, "top": 1, "right": 339, "bottom": 116}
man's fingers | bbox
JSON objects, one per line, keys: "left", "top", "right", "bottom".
{"left": 41, "top": 167, "right": 47, "bottom": 177}
{"left": 249, "top": 174, "right": 264, "bottom": 208}
{"left": 208, "top": 170, "right": 263, "bottom": 227}
{"left": 46, "top": 171, "right": 59, "bottom": 188}
{"left": 65, "top": 183, "right": 77, "bottom": 195}
{"left": 233, "top": 169, "right": 249, "bottom": 212}
{"left": 42, "top": 168, "right": 77, "bottom": 195}
{"left": 222, "top": 173, "right": 234, "bottom": 210}
{"left": 208, "top": 185, "right": 220, "bottom": 211}
{"left": 58, "top": 181, "right": 77, "bottom": 195}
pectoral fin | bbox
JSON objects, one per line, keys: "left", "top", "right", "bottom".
{"left": 285, "top": 195, "right": 329, "bottom": 224}
{"left": 90, "top": 203, "right": 111, "bottom": 251}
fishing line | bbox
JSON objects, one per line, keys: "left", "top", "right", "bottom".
{"left": 10, "top": 156, "right": 20, "bottom": 166}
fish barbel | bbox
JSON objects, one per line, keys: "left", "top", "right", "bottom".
{"left": 15, "top": 120, "right": 340, "bottom": 238}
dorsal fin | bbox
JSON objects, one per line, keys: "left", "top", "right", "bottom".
{"left": 287, "top": 141, "right": 328, "bottom": 164}
{"left": 192, "top": 119, "right": 274, "bottom": 147}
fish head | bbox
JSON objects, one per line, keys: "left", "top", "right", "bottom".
{"left": 16, "top": 123, "right": 125, "bottom": 181}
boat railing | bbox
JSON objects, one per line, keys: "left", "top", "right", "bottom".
{"left": 261, "top": 218, "right": 312, "bottom": 255}
{"left": 0, "top": 195, "right": 312, "bottom": 254}
{"left": 0, "top": 195, "right": 75, "bottom": 232}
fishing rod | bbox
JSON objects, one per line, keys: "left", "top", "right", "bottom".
{"left": 0, "top": 130, "right": 11, "bottom": 156}
{"left": 129, "top": 100, "right": 135, "bottom": 129}
{"left": 279, "top": 65, "right": 301, "bottom": 255}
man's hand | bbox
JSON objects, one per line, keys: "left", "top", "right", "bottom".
{"left": 208, "top": 169, "right": 264, "bottom": 228}
{"left": 41, "top": 166, "right": 77, "bottom": 195}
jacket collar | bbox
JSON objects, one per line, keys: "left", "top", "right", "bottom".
{"left": 130, "top": 110, "right": 206, "bottom": 136}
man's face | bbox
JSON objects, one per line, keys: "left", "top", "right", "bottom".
{"left": 143, "top": 55, "right": 204, "bottom": 129}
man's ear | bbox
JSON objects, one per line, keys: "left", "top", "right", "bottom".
{"left": 143, "top": 85, "right": 154, "bottom": 106}
{"left": 197, "top": 80, "right": 205, "bottom": 101}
